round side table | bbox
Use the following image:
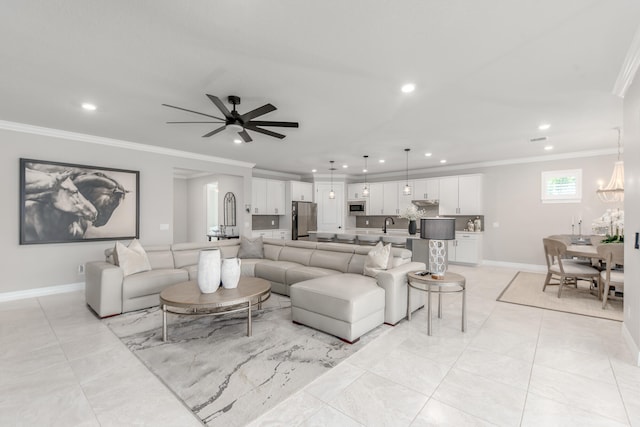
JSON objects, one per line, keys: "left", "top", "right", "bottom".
{"left": 407, "top": 271, "right": 466, "bottom": 336}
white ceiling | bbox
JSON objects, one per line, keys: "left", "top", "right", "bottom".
{"left": 1, "top": 1, "right": 638, "bottom": 177}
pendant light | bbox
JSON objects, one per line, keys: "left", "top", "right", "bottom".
{"left": 403, "top": 148, "right": 411, "bottom": 196}
{"left": 329, "top": 160, "right": 336, "bottom": 199}
{"left": 362, "top": 155, "right": 370, "bottom": 197}
{"left": 596, "top": 128, "right": 624, "bottom": 203}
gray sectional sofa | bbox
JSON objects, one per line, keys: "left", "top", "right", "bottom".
{"left": 85, "top": 238, "right": 426, "bottom": 340}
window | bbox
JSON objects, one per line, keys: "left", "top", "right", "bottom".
{"left": 541, "top": 169, "right": 582, "bottom": 203}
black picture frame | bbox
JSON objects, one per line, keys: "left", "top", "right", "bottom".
{"left": 20, "top": 158, "right": 140, "bottom": 244}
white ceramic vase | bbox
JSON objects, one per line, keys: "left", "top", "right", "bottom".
{"left": 221, "top": 257, "right": 241, "bottom": 289}
{"left": 197, "top": 249, "right": 221, "bottom": 293}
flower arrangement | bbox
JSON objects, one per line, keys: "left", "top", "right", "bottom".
{"left": 398, "top": 205, "right": 427, "bottom": 221}
{"left": 592, "top": 209, "right": 624, "bottom": 243}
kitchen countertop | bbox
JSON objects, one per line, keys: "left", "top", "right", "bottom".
{"left": 309, "top": 229, "right": 483, "bottom": 238}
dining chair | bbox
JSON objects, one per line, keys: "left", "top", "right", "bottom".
{"left": 596, "top": 243, "right": 624, "bottom": 309}
{"left": 542, "top": 238, "right": 601, "bottom": 298}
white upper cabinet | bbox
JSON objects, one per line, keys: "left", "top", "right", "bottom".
{"left": 290, "top": 181, "right": 313, "bottom": 202}
{"left": 252, "top": 178, "right": 286, "bottom": 215}
{"left": 413, "top": 178, "right": 439, "bottom": 200}
{"left": 347, "top": 183, "right": 366, "bottom": 200}
{"left": 438, "top": 174, "right": 483, "bottom": 215}
{"left": 383, "top": 182, "right": 398, "bottom": 215}
{"left": 368, "top": 183, "right": 384, "bottom": 215}
{"left": 267, "top": 180, "right": 286, "bottom": 214}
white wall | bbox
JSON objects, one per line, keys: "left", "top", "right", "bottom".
{"left": 623, "top": 76, "right": 640, "bottom": 361}
{"left": 173, "top": 178, "right": 188, "bottom": 243}
{"left": 1, "top": 126, "right": 252, "bottom": 293}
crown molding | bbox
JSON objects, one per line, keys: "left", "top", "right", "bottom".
{"left": 613, "top": 24, "right": 640, "bottom": 97}
{"left": 252, "top": 168, "right": 302, "bottom": 180}
{"left": 0, "top": 120, "right": 256, "bottom": 169}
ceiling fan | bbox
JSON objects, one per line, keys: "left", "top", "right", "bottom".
{"left": 162, "top": 94, "right": 299, "bottom": 142}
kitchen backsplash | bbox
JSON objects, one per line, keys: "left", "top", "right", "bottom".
{"left": 356, "top": 213, "right": 485, "bottom": 232}
{"left": 252, "top": 215, "right": 280, "bottom": 230}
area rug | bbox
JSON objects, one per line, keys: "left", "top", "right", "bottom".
{"left": 104, "top": 295, "right": 390, "bottom": 426}
{"left": 497, "top": 271, "right": 623, "bottom": 321}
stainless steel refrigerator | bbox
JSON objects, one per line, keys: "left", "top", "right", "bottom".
{"left": 292, "top": 201, "right": 317, "bottom": 240}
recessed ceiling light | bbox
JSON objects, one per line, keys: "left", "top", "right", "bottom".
{"left": 362, "top": 168, "right": 368, "bottom": 173}
{"left": 401, "top": 83, "right": 415, "bottom": 93}
{"left": 440, "top": 159, "right": 447, "bottom": 164}
{"left": 233, "top": 139, "right": 242, "bottom": 144}
{"left": 81, "top": 102, "right": 97, "bottom": 111}
{"left": 538, "top": 123, "right": 551, "bottom": 131}
{"left": 379, "top": 159, "right": 385, "bottom": 163}
{"left": 544, "top": 145, "right": 553, "bottom": 151}
{"left": 342, "top": 164, "right": 348, "bottom": 168}
{"left": 424, "top": 152, "right": 432, "bottom": 157}
{"left": 311, "top": 169, "right": 317, "bottom": 173}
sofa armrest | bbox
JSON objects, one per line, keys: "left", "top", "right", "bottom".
{"left": 85, "top": 261, "right": 124, "bottom": 318}
{"left": 376, "top": 261, "right": 426, "bottom": 325}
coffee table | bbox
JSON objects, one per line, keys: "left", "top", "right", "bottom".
{"left": 407, "top": 271, "right": 466, "bottom": 336}
{"left": 159, "top": 276, "right": 271, "bottom": 342}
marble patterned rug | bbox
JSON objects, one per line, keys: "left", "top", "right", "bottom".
{"left": 104, "top": 294, "right": 390, "bottom": 426}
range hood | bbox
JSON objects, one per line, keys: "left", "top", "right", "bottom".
{"left": 411, "top": 199, "right": 439, "bottom": 208}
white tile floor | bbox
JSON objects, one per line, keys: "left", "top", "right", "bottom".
{"left": 1, "top": 264, "right": 639, "bottom": 426}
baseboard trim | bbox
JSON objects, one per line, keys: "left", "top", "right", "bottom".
{"left": 622, "top": 322, "right": 640, "bottom": 366}
{"left": 0, "top": 282, "right": 85, "bottom": 303}
{"left": 481, "top": 260, "right": 547, "bottom": 273}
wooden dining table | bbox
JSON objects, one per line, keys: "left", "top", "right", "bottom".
{"left": 565, "top": 244, "right": 600, "bottom": 259}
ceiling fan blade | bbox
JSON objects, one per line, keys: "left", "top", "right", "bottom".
{"left": 206, "top": 94, "right": 233, "bottom": 119}
{"left": 202, "top": 126, "right": 227, "bottom": 138}
{"left": 166, "top": 121, "right": 224, "bottom": 124}
{"left": 238, "top": 129, "right": 253, "bottom": 142}
{"left": 240, "top": 103, "right": 276, "bottom": 121}
{"left": 244, "top": 124, "right": 286, "bottom": 139}
{"left": 247, "top": 120, "right": 299, "bottom": 128}
{"left": 162, "top": 103, "right": 224, "bottom": 120}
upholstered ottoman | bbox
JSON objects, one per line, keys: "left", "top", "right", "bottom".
{"left": 290, "top": 273, "right": 385, "bottom": 343}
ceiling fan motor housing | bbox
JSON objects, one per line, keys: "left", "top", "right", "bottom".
{"left": 228, "top": 95, "right": 241, "bottom": 106}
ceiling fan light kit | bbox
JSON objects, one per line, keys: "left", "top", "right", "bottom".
{"left": 163, "top": 94, "right": 299, "bottom": 142}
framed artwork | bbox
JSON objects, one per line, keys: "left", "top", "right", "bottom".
{"left": 20, "top": 158, "right": 140, "bottom": 244}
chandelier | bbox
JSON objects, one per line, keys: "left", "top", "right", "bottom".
{"left": 596, "top": 128, "right": 624, "bottom": 203}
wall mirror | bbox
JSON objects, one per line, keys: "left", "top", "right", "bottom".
{"left": 224, "top": 192, "right": 236, "bottom": 227}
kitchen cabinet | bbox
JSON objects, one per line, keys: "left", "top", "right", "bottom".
{"left": 438, "top": 174, "right": 483, "bottom": 215}
{"left": 251, "top": 230, "right": 273, "bottom": 239}
{"left": 368, "top": 183, "right": 384, "bottom": 215}
{"left": 267, "top": 180, "right": 285, "bottom": 214}
{"left": 347, "top": 183, "right": 368, "bottom": 200}
{"left": 413, "top": 178, "right": 439, "bottom": 200}
{"left": 252, "top": 178, "right": 286, "bottom": 215}
{"left": 448, "top": 232, "right": 483, "bottom": 265}
{"left": 383, "top": 182, "right": 398, "bottom": 215}
{"left": 290, "top": 181, "right": 313, "bottom": 202}
{"left": 397, "top": 180, "right": 414, "bottom": 213}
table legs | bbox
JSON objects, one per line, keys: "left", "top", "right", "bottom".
{"left": 247, "top": 301, "right": 252, "bottom": 337}
{"left": 462, "top": 285, "right": 467, "bottom": 332}
{"left": 427, "top": 285, "right": 432, "bottom": 336}
{"left": 407, "top": 285, "right": 412, "bottom": 321}
{"left": 162, "top": 304, "right": 167, "bottom": 342}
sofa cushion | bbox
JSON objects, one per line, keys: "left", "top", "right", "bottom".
{"left": 115, "top": 239, "right": 152, "bottom": 276}
{"left": 309, "top": 250, "right": 353, "bottom": 273}
{"left": 255, "top": 260, "right": 301, "bottom": 284}
{"left": 347, "top": 253, "right": 367, "bottom": 274}
{"left": 279, "top": 246, "right": 314, "bottom": 265}
{"left": 286, "top": 266, "right": 341, "bottom": 285}
{"left": 364, "top": 242, "right": 392, "bottom": 278}
{"left": 263, "top": 243, "right": 283, "bottom": 261}
{"left": 290, "top": 274, "right": 383, "bottom": 322}
{"left": 122, "top": 268, "right": 188, "bottom": 299}
{"left": 171, "top": 242, "right": 221, "bottom": 269}
{"left": 238, "top": 236, "right": 264, "bottom": 259}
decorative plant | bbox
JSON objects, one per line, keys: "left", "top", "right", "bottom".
{"left": 592, "top": 209, "right": 624, "bottom": 243}
{"left": 398, "top": 205, "right": 426, "bottom": 221}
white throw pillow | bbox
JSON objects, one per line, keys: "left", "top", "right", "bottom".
{"left": 364, "top": 241, "right": 393, "bottom": 278}
{"left": 115, "top": 239, "right": 152, "bottom": 276}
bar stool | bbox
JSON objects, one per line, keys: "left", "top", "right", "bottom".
{"left": 357, "top": 235, "right": 381, "bottom": 246}
{"left": 315, "top": 232, "right": 336, "bottom": 242}
{"left": 382, "top": 235, "right": 407, "bottom": 248}
{"left": 335, "top": 233, "right": 357, "bottom": 244}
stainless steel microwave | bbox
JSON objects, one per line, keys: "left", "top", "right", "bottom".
{"left": 348, "top": 201, "right": 366, "bottom": 215}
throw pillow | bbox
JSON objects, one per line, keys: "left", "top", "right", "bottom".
{"left": 237, "top": 236, "right": 264, "bottom": 259}
{"left": 115, "top": 239, "right": 152, "bottom": 276}
{"left": 364, "top": 241, "right": 393, "bottom": 278}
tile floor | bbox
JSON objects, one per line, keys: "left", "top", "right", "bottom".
{"left": 1, "top": 264, "right": 639, "bottom": 426}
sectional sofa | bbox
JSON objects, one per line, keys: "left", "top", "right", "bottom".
{"left": 85, "top": 238, "right": 426, "bottom": 340}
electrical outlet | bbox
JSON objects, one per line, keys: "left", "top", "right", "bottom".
{"left": 78, "top": 264, "right": 85, "bottom": 274}
{"left": 271, "top": 220, "right": 275, "bottom": 225}
{"left": 365, "top": 220, "right": 369, "bottom": 225}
